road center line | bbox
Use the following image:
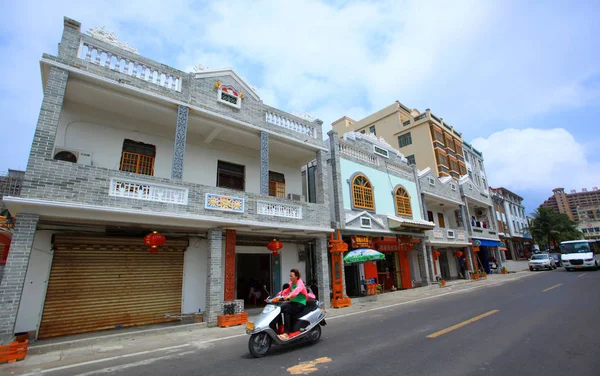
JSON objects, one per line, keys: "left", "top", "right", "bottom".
{"left": 577, "top": 273, "right": 586, "bottom": 277}
{"left": 542, "top": 284, "right": 562, "bottom": 292}
{"left": 426, "top": 310, "right": 499, "bottom": 339}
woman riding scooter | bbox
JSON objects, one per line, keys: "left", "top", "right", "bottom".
{"left": 277, "top": 269, "right": 315, "bottom": 340}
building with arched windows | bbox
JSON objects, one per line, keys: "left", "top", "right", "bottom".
{"left": 328, "top": 131, "right": 435, "bottom": 298}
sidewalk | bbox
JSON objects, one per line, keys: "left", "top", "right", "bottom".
{"left": 1, "top": 271, "right": 537, "bottom": 374}
{"left": 503, "top": 260, "right": 530, "bottom": 272}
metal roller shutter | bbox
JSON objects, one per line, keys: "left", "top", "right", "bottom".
{"left": 38, "top": 235, "right": 187, "bottom": 339}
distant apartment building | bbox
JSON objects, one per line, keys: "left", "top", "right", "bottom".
{"left": 540, "top": 187, "right": 600, "bottom": 222}
{"left": 331, "top": 102, "right": 467, "bottom": 180}
{"left": 576, "top": 205, "right": 600, "bottom": 239}
{"left": 462, "top": 142, "right": 489, "bottom": 191}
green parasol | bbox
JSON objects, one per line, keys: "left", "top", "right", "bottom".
{"left": 344, "top": 248, "right": 385, "bottom": 264}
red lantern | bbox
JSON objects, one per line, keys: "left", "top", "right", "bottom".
{"left": 434, "top": 251, "right": 441, "bottom": 259}
{"left": 144, "top": 231, "right": 166, "bottom": 253}
{"left": 455, "top": 251, "right": 463, "bottom": 258}
{"left": 267, "top": 239, "right": 283, "bottom": 256}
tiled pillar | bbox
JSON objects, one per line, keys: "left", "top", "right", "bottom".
{"left": 426, "top": 246, "right": 435, "bottom": 283}
{"left": 260, "top": 131, "right": 269, "bottom": 196}
{"left": 205, "top": 228, "right": 223, "bottom": 327}
{"left": 315, "top": 236, "right": 331, "bottom": 308}
{"left": 171, "top": 105, "right": 189, "bottom": 180}
{"left": 315, "top": 150, "right": 329, "bottom": 206}
{"left": 27, "top": 67, "right": 69, "bottom": 167}
{"left": 327, "top": 131, "right": 344, "bottom": 229}
{"left": 419, "top": 241, "right": 431, "bottom": 286}
{"left": 0, "top": 214, "right": 39, "bottom": 345}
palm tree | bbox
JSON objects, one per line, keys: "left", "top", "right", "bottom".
{"left": 528, "top": 207, "right": 582, "bottom": 250}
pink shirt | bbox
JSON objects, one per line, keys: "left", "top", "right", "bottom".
{"left": 280, "top": 278, "right": 316, "bottom": 300}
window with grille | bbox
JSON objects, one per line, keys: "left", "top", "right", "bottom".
{"left": 406, "top": 155, "right": 416, "bottom": 166}
{"left": 369, "top": 125, "right": 376, "bottom": 135}
{"left": 455, "top": 142, "right": 464, "bottom": 157}
{"left": 398, "top": 132, "right": 413, "bottom": 148}
{"left": 444, "top": 133, "right": 455, "bottom": 151}
{"left": 352, "top": 175, "right": 374, "bottom": 210}
{"left": 395, "top": 186, "right": 412, "bottom": 217}
{"left": 217, "top": 161, "right": 245, "bottom": 191}
{"left": 268, "top": 171, "right": 286, "bottom": 198}
{"left": 449, "top": 157, "right": 459, "bottom": 173}
{"left": 431, "top": 126, "right": 444, "bottom": 144}
{"left": 435, "top": 148, "right": 448, "bottom": 167}
{"left": 120, "top": 139, "right": 156, "bottom": 176}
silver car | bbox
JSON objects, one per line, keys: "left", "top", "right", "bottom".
{"left": 529, "top": 254, "right": 557, "bottom": 271}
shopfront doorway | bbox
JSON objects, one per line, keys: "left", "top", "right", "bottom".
{"left": 439, "top": 249, "right": 451, "bottom": 280}
{"left": 236, "top": 254, "right": 272, "bottom": 308}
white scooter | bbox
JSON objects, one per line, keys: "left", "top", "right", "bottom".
{"left": 245, "top": 291, "right": 327, "bottom": 358}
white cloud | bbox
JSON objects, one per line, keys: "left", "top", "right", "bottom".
{"left": 471, "top": 128, "right": 600, "bottom": 193}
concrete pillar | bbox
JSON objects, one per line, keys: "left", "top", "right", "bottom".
{"left": 205, "top": 228, "right": 223, "bottom": 326}
{"left": 419, "top": 241, "right": 431, "bottom": 286}
{"left": 0, "top": 214, "right": 39, "bottom": 344}
{"left": 58, "top": 17, "right": 82, "bottom": 60}
{"left": 315, "top": 236, "right": 331, "bottom": 308}
{"left": 315, "top": 150, "right": 329, "bottom": 206}
{"left": 260, "top": 131, "right": 269, "bottom": 196}
{"left": 171, "top": 105, "right": 189, "bottom": 180}
{"left": 466, "top": 246, "right": 475, "bottom": 272}
{"left": 27, "top": 66, "right": 69, "bottom": 167}
{"left": 425, "top": 246, "right": 435, "bottom": 282}
{"left": 327, "top": 131, "right": 344, "bottom": 229}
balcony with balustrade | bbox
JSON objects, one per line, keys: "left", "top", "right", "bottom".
{"left": 7, "top": 17, "right": 332, "bottom": 236}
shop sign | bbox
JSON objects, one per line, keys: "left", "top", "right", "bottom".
{"left": 378, "top": 244, "right": 398, "bottom": 252}
{"left": 433, "top": 229, "right": 443, "bottom": 239}
{"left": 351, "top": 235, "right": 372, "bottom": 249}
{"left": 457, "top": 232, "right": 466, "bottom": 241}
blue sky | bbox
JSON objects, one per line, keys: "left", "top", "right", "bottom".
{"left": 1, "top": 0, "right": 599, "bottom": 213}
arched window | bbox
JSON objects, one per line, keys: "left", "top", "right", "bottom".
{"left": 352, "top": 175, "right": 374, "bottom": 210}
{"left": 395, "top": 187, "right": 412, "bottom": 217}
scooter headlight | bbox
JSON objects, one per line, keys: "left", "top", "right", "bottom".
{"left": 246, "top": 322, "right": 255, "bottom": 331}
{"left": 262, "top": 305, "right": 276, "bottom": 314}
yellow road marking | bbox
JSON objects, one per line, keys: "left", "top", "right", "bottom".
{"left": 578, "top": 273, "right": 586, "bottom": 277}
{"left": 427, "top": 310, "right": 499, "bottom": 339}
{"left": 543, "top": 283, "right": 562, "bottom": 292}
{"left": 288, "top": 357, "right": 332, "bottom": 375}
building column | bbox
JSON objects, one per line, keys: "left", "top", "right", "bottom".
{"left": 466, "top": 246, "right": 475, "bottom": 272}
{"left": 327, "top": 131, "right": 344, "bottom": 229}
{"left": 315, "top": 236, "right": 331, "bottom": 308}
{"left": 171, "top": 105, "right": 189, "bottom": 180}
{"left": 27, "top": 66, "right": 69, "bottom": 169}
{"left": 487, "top": 205, "right": 497, "bottom": 231}
{"left": 419, "top": 241, "right": 431, "bottom": 286}
{"left": 426, "top": 246, "right": 435, "bottom": 283}
{"left": 315, "top": 150, "right": 329, "bottom": 206}
{"left": 0, "top": 214, "right": 39, "bottom": 345}
{"left": 223, "top": 230, "right": 236, "bottom": 302}
{"left": 260, "top": 131, "right": 269, "bottom": 196}
{"left": 205, "top": 228, "right": 223, "bottom": 327}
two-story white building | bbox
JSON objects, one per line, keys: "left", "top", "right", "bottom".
{"left": 0, "top": 18, "right": 333, "bottom": 343}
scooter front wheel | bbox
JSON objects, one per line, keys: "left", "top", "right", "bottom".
{"left": 248, "top": 332, "right": 272, "bottom": 358}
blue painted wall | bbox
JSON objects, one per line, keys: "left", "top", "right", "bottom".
{"left": 340, "top": 159, "right": 422, "bottom": 221}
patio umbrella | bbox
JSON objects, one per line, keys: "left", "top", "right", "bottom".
{"left": 343, "top": 248, "right": 385, "bottom": 264}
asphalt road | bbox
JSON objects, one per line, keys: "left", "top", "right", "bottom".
{"left": 32, "top": 269, "right": 600, "bottom": 376}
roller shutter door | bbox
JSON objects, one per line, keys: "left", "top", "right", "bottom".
{"left": 38, "top": 235, "right": 187, "bottom": 339}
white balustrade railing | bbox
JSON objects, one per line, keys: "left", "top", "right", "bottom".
{"left": 384, "top": 161, "right": 411, "bottom": 176}
{"left": 339, "top": 143, "right": 379, "bottom": 165}
{"left": 80, "top": 39, "right": 182, "bottom": 92}
{"left": 265, "top": 112, "right": 317, "bottom": 139}
{"left": 109, "top": 178, "right": 188, "bottom": 205}
{"left": 257, "top": 201, "right": 303, "bottom": 219}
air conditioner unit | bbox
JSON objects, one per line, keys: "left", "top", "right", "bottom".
{"left": 287, "top": 193, "right": 304, "bottom": 201}
{"left": 53, "top": 148, "right": 93, "bottom": 165}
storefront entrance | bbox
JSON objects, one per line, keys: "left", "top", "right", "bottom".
{"left": 439, "top": 250, "right": 451, "bottom": 280}
{"left": 236, "top": 254, "right": 271, "bottom": 308}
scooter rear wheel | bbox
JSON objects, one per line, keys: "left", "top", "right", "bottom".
{"left": 249, "top": 333, "right": 271, "bottom": 358}
{"left": 308, "top": 325, "right": 322, "bottom": 343}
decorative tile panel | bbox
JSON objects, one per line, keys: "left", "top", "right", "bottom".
{"left": 171, "top": 105, "right": 189, "bottom": 180}
{"left": 205, "top": 193, "right": 245, "bottom": 213}
{"left": 109, "top": 178, "right": 188, "bottom": 205}
{"left": 432, "top": 229, "right": 444, "bottom": 239}
{"left": 257, "top": 201, "right": 303, "bottom": 219}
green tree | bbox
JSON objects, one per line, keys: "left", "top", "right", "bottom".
{"left": 528, "top": 207, "right": 582, "bottom": 250}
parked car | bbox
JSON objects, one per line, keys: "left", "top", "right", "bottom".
{"left": 529, "top": 254, "right": 556, "bottom": 271}
{"left": 549, "top": 253, "right": 562, "bottom": 267}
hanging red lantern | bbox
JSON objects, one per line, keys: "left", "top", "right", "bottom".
{"left": 455, "top": 251, "right": 463, "bottom": 258}
{"left": 434, "top": 251, "right": 441, "bottom": 259}
{"left": 267, "top": 239, "right": 283, "bottom": 256}
{"left": 144, "top": 231, "right": 166, "bottom": 253}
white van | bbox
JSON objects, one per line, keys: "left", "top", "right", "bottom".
{"left": 560, "top": 240, "right": 600, "bottom": 271}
